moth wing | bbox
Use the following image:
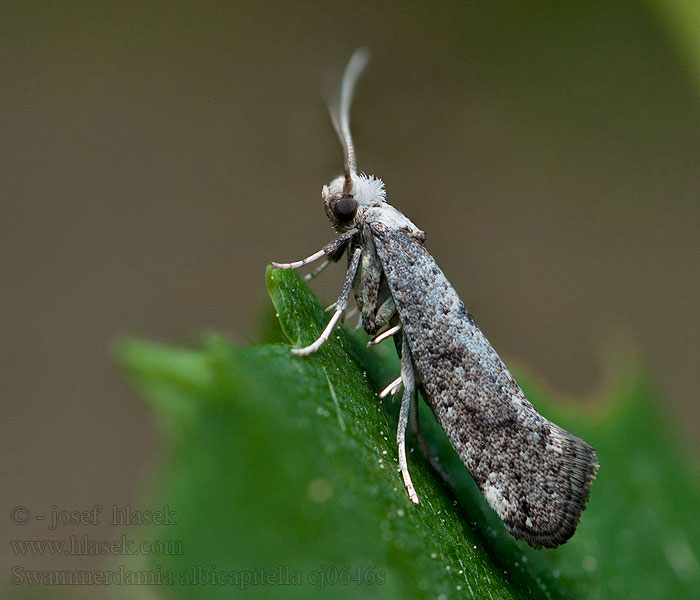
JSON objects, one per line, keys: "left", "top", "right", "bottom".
{"left": 370, "top": 223, "right": 598, "bottom": 548}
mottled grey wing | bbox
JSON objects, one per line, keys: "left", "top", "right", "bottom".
{"left": 371, "top": 223, "right": 598, "bottom": 548}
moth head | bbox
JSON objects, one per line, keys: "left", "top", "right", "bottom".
{"left": 322, "top": 172, "right": 386, "bottom": 229}
{"left": 324, "top": 191, "right": 357, "bottom": 228}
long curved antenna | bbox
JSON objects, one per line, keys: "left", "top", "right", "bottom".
{"left": 330, "top": 48, "right": 370, "bottom": 195}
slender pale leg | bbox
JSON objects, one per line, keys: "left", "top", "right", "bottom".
{"left": 410, "top": 396, "right": 453, "bottom": 488}
{"left": 292, "top": 248, "right": 362, "bottom": 356}
{"left": 397, "top": 333, "right": 419, "bottom": 504}
{"left": 367, "top": 324, "right": 401, "bottom": 347}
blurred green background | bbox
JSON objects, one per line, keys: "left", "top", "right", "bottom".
{"left": 2, "top": 1, "right": 699, "bottom": 598}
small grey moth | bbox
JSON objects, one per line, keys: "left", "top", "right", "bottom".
{"left": 271, "top": 49, "right": 598, "bottom": 549}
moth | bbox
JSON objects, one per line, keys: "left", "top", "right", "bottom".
{"left": 272, "top": 50, "right": 598, "bottom": 548}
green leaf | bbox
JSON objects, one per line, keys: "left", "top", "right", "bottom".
{"left": 649, "top": 0, "right": 700, "bottom": 94}
{"left": 115, "top": 267, "right": 700, "bottom": 600}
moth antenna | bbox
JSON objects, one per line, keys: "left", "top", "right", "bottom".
{"left": 330, "top": 48, "right": 370, "bottom": 195}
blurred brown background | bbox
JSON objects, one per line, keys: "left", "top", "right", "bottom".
{"left": 2, "top": 1, "right": 699, "bottom": 593}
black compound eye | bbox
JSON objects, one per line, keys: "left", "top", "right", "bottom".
{"left": 332, "top": 195, "right": 358, "bottom": 223}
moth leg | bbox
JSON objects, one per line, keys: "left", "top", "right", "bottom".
{"left": 354, "top": 225, "right": 382, "bottom": 331}
{"left": 379, "top": 375, "right": 402, "bottom": 398}
{"left": 397, "top": 332, "right": 420, "bottom": 504}
{"left": 271, "top": 227, "right": 359, "bottom": 271}
{"left": 292, "top": 247, "right": 362, "bottom": 356}
{"left": 373, "top": 297, "right": 396, "bottom": 329}
{"left": 353, "top": 312, "right": 363, "bottom": 331}
{"left": 326, "top": 303, "right": 358, "bottom": 321}
{"left": 303, "top": 259, "right": 330, "bottom": 281}
{"left": 367, "top": 323, "right": 401, "bottom": 347}
{"left": 270, "top": 249, "right": 326, "bottom": 270}
{"left": 409, "top": 399, "right": 454, "bottom": 488}
{"left": 361, "top": 294, "right": 397, "bottom": 339}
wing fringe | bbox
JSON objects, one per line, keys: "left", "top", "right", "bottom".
{"left": 507, "top": 428, "right": 598, "bottom": 548}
